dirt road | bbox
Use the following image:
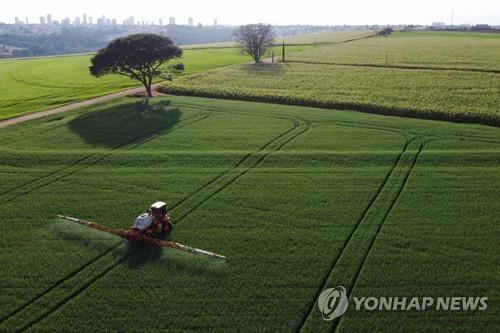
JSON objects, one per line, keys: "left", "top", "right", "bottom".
{"left": 0, "top": 84, "right": 160, "bottom": 129}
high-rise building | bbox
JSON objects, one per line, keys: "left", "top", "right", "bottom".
{"left": 14, "top": 17, "right": 20, "bottom": 24}
{"left": 62, "top": 17, "right": 70, "bottom": 25}
{"left": 74, "top": 17, "right": 81, "bottom": 25}
{"left": 123, "top": 16, "right": 134, "bottom": 25}
{"left": 214, "top": 19, "right": 218, "bottom": 26}
{"left": 83, "top": 14, "right": 87, "bottom": 25}
{"left": 97, "top": 16, "right": 105, "bottom": 25}
{"left": 169, "top": 16, "right": 176, "bottom": 25}
{"left": 89, "top": 16, "right": 93, "bottom": 25}
{"left": 188, "top": 17, "right": 194, "bottom": 26}
{"left": 111, "top": 18, "right": 117, "bottom": 25}
{"left": 432, "top": 22, "right": 446, "bottom": 28}
{"left": 46, "top": 14, "right": 52, "bottom": 25}
{"left": 25, "top": 17, "right": 29, "bottom": 24}
{"left": 159, "top": 18, "right": 163, "bottom": 26}
{"left": 39, "top": 16, "right": 46, "bottom": 25}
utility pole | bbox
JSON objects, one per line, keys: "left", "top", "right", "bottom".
{"left": 282, "top": 42, "right": 286, "bottom": 63}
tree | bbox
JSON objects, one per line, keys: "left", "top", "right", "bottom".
{"left": 378, "top": 28, "right": 394, "bottom": 36}
{"left": 90, "top": 34, "right": 182, "bottom": 97}
{"left": 234, "top": 24, "right": 274, "bottom": 63}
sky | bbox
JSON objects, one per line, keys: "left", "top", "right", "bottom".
{"left": 1, "top": 0, "right": 500, "bottom": 26}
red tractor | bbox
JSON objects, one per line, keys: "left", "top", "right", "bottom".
{"left": 57, "top": 202, "right": 225, "bottom": 259}
{"left": 129, "top": 201, "right": 173, "bottom": 240}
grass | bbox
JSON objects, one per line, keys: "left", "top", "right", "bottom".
{"left": 0, "top": 46, "right": 313, "bottom": 120}
{"left": 0, "top": 96, "right": 498, "bottom": 332}
{"left": 160, "top": 31, "right": 500, "bottom": 126}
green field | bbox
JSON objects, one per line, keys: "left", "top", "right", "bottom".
{"left": 275, "top": 30, "right": 374, "bottom": 44}
{"left": 0, "top": 45, "right": 313, "bottom": 120}
{"left": 182, "top": 31, "right": 373, "bottom": 48}
{"left": 161, "top": 31, "right": 500, "bottom": 125}
{"left": 288, "top": 31, "right": 500, "bottom": 71}
{"left": 1, "top": 30, "right": 499, "bottom": 332}
{"left": 0, "top": 96, "right": 498, "bottom": 332}
{"left": 0, "top": 29, "right": 376, "bottom": 121}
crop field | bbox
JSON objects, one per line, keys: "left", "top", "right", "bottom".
{"left": 0, "top": 96, "right": 499, "bottom": 332}
{"left": 0, "top": 29, "right": 378, "bottom": 121}
{"left": 0, "top": 45, "right": 313, "bottom": 120}
{"left": 274, "top": 30, "right": 374, "bottom": 45}
{"left": 288, "top": 31, "right": 500, "bottom": 72}
{"left": 182, "top": 30, "right": 373, "bottom": 49}
{"left": 161, "top": 31, "right": 500, "bottom": 126}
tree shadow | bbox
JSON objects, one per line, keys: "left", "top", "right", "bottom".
{"left": 68, "top": 98, "right": 181, "bottom": 148}
{"left": 239, "top": 63, "right": 288, "bottom": 74}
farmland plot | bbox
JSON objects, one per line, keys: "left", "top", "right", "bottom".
{"left": 161, "top": 31, "right": 500, "bottom": 125}
{"left": 0, "top": 96, "right": 499, "bottom": 332}
{"left": 288, "top": 31, "right": 500, "bottom": 72}
{"left": 0, "top": 44, "right": 316, "bottom": 121}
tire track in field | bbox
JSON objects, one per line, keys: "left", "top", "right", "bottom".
{"left": 171, "top": 116, "right": 301, "bottom": 211}
{"left": 0, "top": 245, "right": 118, "bottom": 325}
{"left": 0, "top": 111, "right": 211, "bottom": 329}
{"left": 1, "top": 103, "right": 413, "bottom": 331}
{"left": 294, "top": 138, "right": 410, "bottom": 332}
{"left": 319, "top": 133, "right": 496, "bottom": 333}
{"left": 295, "top": 136, "right": 424, "bottom": 333}
{"left": 173, "top": 118, "right": 311, "bottom": 224}
{"left": 1, "top": 115, "right": 308, "bottom": 332}
{"left": 0, "top": 110, "right": 207, "bottom": 199}
{"left": 181, "top": 99, "right": 415, "bottom": 141}
{"left": 0, "top": 111, "right": 209, "bottom": 205}
{"left": 0, "top": 110, "right": 206, "bottom": 199}
{"left": 329, "top": 141, "right": 424, "bottom": 333}
{"left": 21, "top": 117, "right": 309, "bottom": 331}
{"left": 0, "top": 108, "right": 299, "bottom": 329}
{"left": 30, "top": 117, "right": 309, "bottom": 330}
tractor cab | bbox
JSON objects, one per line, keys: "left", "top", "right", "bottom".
{"left": 132, "top": 201, "right": 172, "bottom": 239}
{"left": 150, "top": 201, "right": 167, "bottom": 219}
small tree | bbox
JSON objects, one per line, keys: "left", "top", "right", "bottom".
{"left": 378, "top": 28, "right": 394, "bottom": 36}
{"left": 234, "top": 24, "right": 274, "bottom": 63}
{"left": 90, "top": 34, "right": 182, "bottom": 97}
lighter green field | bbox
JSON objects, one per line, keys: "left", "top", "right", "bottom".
{"left": 275, "top": 30, "right": 374, "bottom": 44}
{"left": 182, "top": 31, "right": 374, "bottom": 48}
{"left": 161, "top": 31, "right": 500, "bottom": 125}
{"left": 0, "top": 96, "right": 499, "bottom": 332}
{"left": 0, "top": 45, "right": 312, "bottom": 120}
{"left": 288, "top": 31, "right": 500, "bottom": 71}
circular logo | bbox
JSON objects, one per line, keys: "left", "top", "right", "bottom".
{"left": 317, "top": 286, "right": 349, "bottom": 321}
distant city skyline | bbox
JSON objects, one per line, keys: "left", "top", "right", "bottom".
{"left": 1, "top": 0, "right": 500, "bottom": 25}
{"left": 11, "top": 13, "right": 215, "bottom": 27}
